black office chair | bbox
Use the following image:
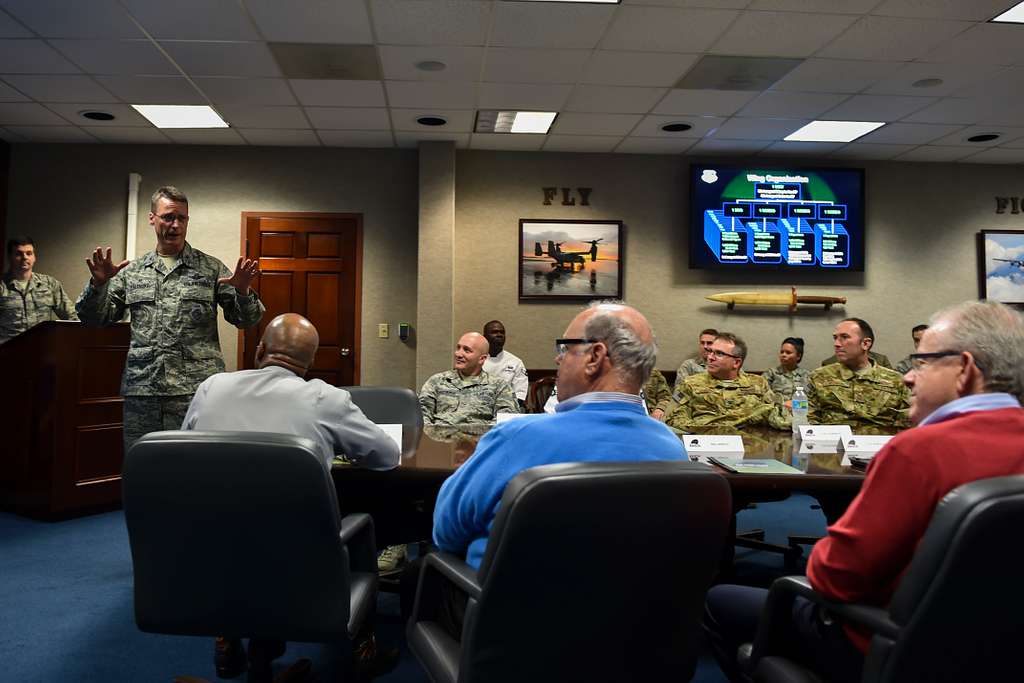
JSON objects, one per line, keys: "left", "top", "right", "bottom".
{"left": 407, "top": 460, "right": 732, "bottom": 683}
{"left": 739, "top": 474, "right": 1024, "bottom": 682}
{"left": 343, "top": 385, "right": 424, "bottom": 460}
{"left": 123, "top": 431, "right": 379, "bottom": 679}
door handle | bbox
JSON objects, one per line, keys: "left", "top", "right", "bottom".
{"left": 339, "top": 347, "right": 351, "bottom": 357}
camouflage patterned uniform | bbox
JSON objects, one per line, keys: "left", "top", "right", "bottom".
{"left": 75, "top": 243, "right": 264, "bottom": 447}
{"left": 806, "top": 361, "right": 909, "bottom": 428}
{"left": 0, "top": 272, "right": 78, "bottom": 344}
{"left": 666, "top": 371, "right": 791, "bottom": 431}
{"left": 419, "top": 369, "right": 519, "bottom": 426}
{"left": 894, "top": 355, "right": 912, "bottom": 375}
{"left": 672, "top": 356, "right": 706, "bottom": 398}
{"left": 761, "top": 365, "right": 812, "bottom": 403}
{"left": 819, "top": 350, "right": 892, "bottom": 369}
{"left": 643, "top": 368, "right": 673, "bottom": 415}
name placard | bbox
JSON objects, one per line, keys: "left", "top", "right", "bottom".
{"left": 683, "top": 434, "right": 745, "bottom": 463}
{"left": 840, "top": 434, "right": 892, "bottom": 457}
{"left": 798, "top": 424, "right": 852, "bottom": 443}
{"left": 378, "top": 423, "right": 403, "bottom": 462}
{"left": 797, "top": 439, "right": 839, "bottom": 455}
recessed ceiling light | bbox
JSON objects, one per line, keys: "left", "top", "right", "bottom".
{"left": 911, "top": 78, "right": 943, "bottom": 88}
{"left": 416, "top": 60, "right": 447, "bottom": 72}
{"left": 417, "top": 115, "right": 447, "bottom": 127}
{"left": 967, "top": 133, "right": 1000, "bottom": 143}
{"left": 661, "top": 122, "right": 693, "bottom": 133}
{"left": 785, "top": 120, "right": 885, "bottom": 143}
{"left": 131, "top": 105, "right": 228, "bottom": 129}
{"left": 79, "top": 110, "right": 115, "bottom": 121}
{"left": 991, "top": 2, "right": 1024, "bottom": 23}
{"left": 475, "top": 110, "right": 557, "bottom": 134}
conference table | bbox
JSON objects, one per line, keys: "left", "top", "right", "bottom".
{"left": 332, "top": 423, "right": 885, "bottom": 550}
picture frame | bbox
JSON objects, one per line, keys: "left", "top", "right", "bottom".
{"left": 519, "top": 219, "right": 624, "bottom": 301}
{"left": 977, "top": 230, "right": 1024, "bottom": 305}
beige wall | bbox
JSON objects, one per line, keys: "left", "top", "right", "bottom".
{"left": 6, "top": 144, "right": 419, "bottom": 387}
{"left": 454, "top": 151, "right": 1024, "bottom": 373}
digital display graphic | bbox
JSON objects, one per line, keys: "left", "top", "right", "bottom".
{"left": 689, "top": 166, "right": 865, "bottom": 271}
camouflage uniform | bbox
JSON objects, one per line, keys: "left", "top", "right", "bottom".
{"left": 806, "top": 361, "right": 910, "bottom": 428}
{"left": 75, "top": 243, "right": 264, "bottom": 447}
{"left": 0, "top": 272, "right": 78, "bottom": 344}
{"left": 666, "top": 371, "right": 791, "bottom": 431}
{"left": 643, "top": 369, "right": 673, "bottom": 415}
{"left": 894, "top": 355, "right": 912, "bottom": 375}
{"left": 419, "top": 369, "right": 519, "bottom": 426}
{"left": 819, "top": 350, "right": 892, "bottom": 369}
{"left": 761, "top": 365, "right": 812, "bottom": 403}
{"left": 672, "top": 356, "right": 706, "bottom": 398}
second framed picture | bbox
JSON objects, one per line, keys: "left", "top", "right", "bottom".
{"left": 977, "top": 230, "right": 1024, "bottom": 305}
{"left": 519, "top": 219, "right": 624, "bottom": 301}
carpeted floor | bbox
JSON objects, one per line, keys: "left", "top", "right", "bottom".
{"left": 0, "top": 494, "right": 826, "bottom": 682}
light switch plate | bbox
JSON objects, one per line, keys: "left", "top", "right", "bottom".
{"left": 378, "top": 323, "right": 389, "bottom": 338}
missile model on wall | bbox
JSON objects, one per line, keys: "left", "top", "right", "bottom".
{"left": 706, "top": 286, "right": 846, "bottom": 312}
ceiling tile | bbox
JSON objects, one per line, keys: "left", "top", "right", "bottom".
{"left": 856, "top": 122, "right": 965, "bottom": 145}
{"left": 216, "top": 105, "right": 310, "bottom": 129}
{"left": 2, "top": 74, "right": 117, "bottom": 103}
{"left": 622, "top": 0, "right": 748, "bottom": 7}
{"left": 483, "top": 48, "right": 589, "bottom": 84}
{"left": 122, "top": 0, "right": 260, "bottom": 40}
{"left": 709, "top": 117, "right": 807, "bottom": 140}
{"left": 892, "top": 145, "right": 977, "bottom": 162}
{"left": 193, "top": 78, "right": 296, "bottom": 106}
{"left": 553, "top": 112, "right": 642, "bottom": 136}
{"left": 869, "top": 0, "right": 1010, "bottom": 21}
{"left": 290, "top": 79, "right": 386, "bottom": 107}
{"left": 947, "top": 66, "right": 1024, "bottom": 99}
{"left": 565, "top": 85, "right": 667, "bottom": 114}
{"left": 771, "top": 58, "right": 899, "bottom": 93}
{"left": 162, "top": 128, "right": 247, "bottom": 145}
{"left": 0, "top": 101, "right": 71, "bottom": 125}
{"left": 317, "top": 130, "right": 394, "bottom": 147}
{"left": 395, "top": 131, "right": 470, "bottom": 148}
{"left": 390, "top": 108, "right": 474, "bottom": 132}
{"left": 84, "top": 126, "right": 171, "bottom": 143}
{"left": 689, "top": 138, "right": 771, "bottom": 154}
{"left": 386, "top": 81, "right": 476, "bottom": 109}
{"left": 381, "top": 46, "right": 484, "bottom": 82}
{"left": 866, "top": 62, "right": 1006, "bottom": 97}
{"left": 0, "top": 8, "right": 33, "bottom": 38}
{"left": 1, "top": 0, "right": 143, "bottom": 38}
{"left": 602, "top": 7, "right": 738, "bottom": 53}
{"left": 245, "top": 0, "right": 373, "bottom": 44}
{"left": 929, "top": 126, "right": 1024, "bottom": 147}
{"left": 710, "top": 12, "right": 857, "bottom": 58}
{"left": 477, "top": 82, "right": 571, "bottom": 110}
{"left": 828, "top": 143, "right": 917, "bottom": 159}
{"left": 0, "top": 126, "right": 22, "bottom": 141}
{"left": 160, "top": 41, "right": 283, "bottom": 78}
{"left": 822, "top": 94, "right": 935, "bottom": 121}
{"left": 920, "top": 24, "right": 1024, "bottom": 66}
{"left": 94, "top": 75, "right": 205, "bottom": 104}
{"left": 0, "top": 79, "right": 27, "bottom": 101}
{"left": 371, "top": 0, "right": 490, "bottom": 46}
{"left": 903, "top": 98, "right": 1023, "bottom": 126}
{"left": 748, "top": 0, "right": 877, "bottom": 11}
{"left": 489, "top": 3, "right": 615, "bottom": 49}
{"left": 653, "top": 89, "right": 757, "bottom": 116}
{"left": 816, "top": 16, "right": 972, "bottom": 62}
{"left": 632, "top": 114, "right": 723, "bottom": 138}
{"left": 469, "top": 133, "right": 546, "bottom": 151}
{"left": 238, "top": 128, "right": 321, "bottom": 146}
{"left": 582, "top": 51, "right": 700, "bottom": 88}
{"left": 543, "top": 135, "right": 620, "bottom": 153}
{"left": 0, "top": 39, "right": 81, "bottom": 73}
{"left": 760, "top": 140, "right": 845, "bottom": 155}
{"left": 1001, "top": 137, "right": 1024, "bottom": 150}
{"left": 738, "top": 91, "right": 849, "bottom": 118}
{"left": 615, "top": 137, "right": 696, "bottom": 154}
{"left": 42, "top": 102, "right": 152, "bottom": 126}
{"left": 49, "top": 39, "right": 178, "bottom": 76}
{"left": 957, "top": 148, "right": 1024, "bottom": 164}
{"left": 304, "top": 107, "right": 389, "bottom": 130}
{"left": 4, "top": 125, "right": 96, "bottom": 142}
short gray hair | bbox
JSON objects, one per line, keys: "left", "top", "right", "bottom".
{"left": 583, "top": 300, "right": 657, "bottom": 387}
{"left": 151, "top": 185, "right": 188, "bottom": 212}
{"left": 715, "top": 332, "right": 747, "bottom": 361}
{"left": 929, "top": 300, "right": 1024, "bottom": 400}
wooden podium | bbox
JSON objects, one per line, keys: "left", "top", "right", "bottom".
{"left": 0, "top": 320, "right": 130, "bottom": 519}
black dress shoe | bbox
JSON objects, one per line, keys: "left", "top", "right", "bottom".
{"left": 215, "top": 637, "right": 247, "bottom": 679}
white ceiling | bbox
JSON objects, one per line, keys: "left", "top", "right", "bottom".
{"left": 0, "top": 0, "right": 1023, "bottom": 162}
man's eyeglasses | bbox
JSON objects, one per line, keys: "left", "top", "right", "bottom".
{"left": 708, "top": 348, "right": 740, "bottom": 360}
{"left": 908, "top": 350, "right": 962, "bottom": 372}
{"left": 156, "top": 212, "right": 189, "bottom": 224}
{"left": 554, "top": 338, "right": 599, "bottom": 357}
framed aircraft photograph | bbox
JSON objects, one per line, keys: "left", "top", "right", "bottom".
{"left": 977, "top": 230, "right": 1024, "bottom": 306}
{"left": 519, "top": 219, "right": 624, "bottom": 301}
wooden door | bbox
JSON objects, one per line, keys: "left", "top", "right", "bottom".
{"left": 240, "top": 213, "right": 362, "bottom": 386}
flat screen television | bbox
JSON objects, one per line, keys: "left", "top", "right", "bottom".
{"left": 689, "top": 165, "right": 865, "bottom": 271}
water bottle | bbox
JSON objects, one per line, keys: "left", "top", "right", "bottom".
{"left": 791, "top": 385, "right": 809, "bottom": 435}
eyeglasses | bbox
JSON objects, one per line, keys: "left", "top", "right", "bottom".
{"left": 554, "top": 337, "right": 599, "bottom": 357}
{"left": 156, "top": 212, "right": 189, "bottom": 224}
{"left": 708, "top": 348, "right": 740, "bottom": 360}
{"left": 908, "top": 350, "right": 961, "bottom": 372}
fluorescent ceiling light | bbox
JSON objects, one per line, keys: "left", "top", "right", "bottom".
{"left": 476, "top": 110, "right": 557, "bottom": 134}
{"left": 785, "top": 120, "right": 885, "bottom": 143}
{"left": 991, "top": 2, "right": 1024, "bottom": 23}
{"left": 131, "top": 105, "right": 228, "bottom": 129}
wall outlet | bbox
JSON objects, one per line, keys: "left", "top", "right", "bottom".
{"left": 378, "top": 323, "right": 389, "bottom": 338}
